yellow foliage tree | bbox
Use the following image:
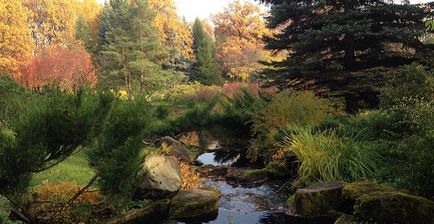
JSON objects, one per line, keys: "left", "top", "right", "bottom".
{"left": 75, "top": 0, "right": 101, "bottom": 41}
{"left": 148, "top": 0, "right": 193, "bottom": 59}
{"left": 25, "top": 0, "right": 78, "bottom": 48}
{"left": 213, "top": 0, "right": 271, "bottom": 81}
{"left": 0, "top": 0, "right": 34, "bottom": 77}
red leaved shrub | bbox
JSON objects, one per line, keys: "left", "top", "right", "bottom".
{"left": 20, "top": 44, "right": 97, "bottom": 90}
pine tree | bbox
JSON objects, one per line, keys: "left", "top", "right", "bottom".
{"left": 191, "top": 18, "right": 224, "bottom": 86}
{"left": 258, "top": 0, "right": 433, "bottom": 112}
{"left": 98, "top": 0, "right": 179, "bottom": 96}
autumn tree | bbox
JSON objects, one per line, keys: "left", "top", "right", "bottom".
{"left": 191, "top": 18, "right": 224, "bottom": 85}
{"left": 25, "top": 0, "right": 78, "bottom": 48}
{"left": 148, "top": 0, "right": 193, "bottom": 60}
{"left": 20, "top": 45, "right": 97, "bottom": 90}
{"left": 213, "top": 0, "right": 270, "bottom": 81}
{"left": 99, "top": 0, "right": 182, "bottom": 95}
{"left": 0, "top": 0, "right": 34, "bottom": 77}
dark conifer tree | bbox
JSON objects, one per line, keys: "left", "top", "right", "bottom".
{"left": 258, "top": 0, "right": 433, "bottom": 112}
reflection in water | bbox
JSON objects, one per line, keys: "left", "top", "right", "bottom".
{"left": 172, "top": 180, "right": 287, "bottom": 224}
{"left": 164, "top": 148, "right": 290, "bottom": 224}
{"left": 196, "top": 150, "right": 240, "bottom": 166}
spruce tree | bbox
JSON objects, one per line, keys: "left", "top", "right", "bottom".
{"left": 191, "top": 18, "right": 224, "bottom": 86}
{"left": 258, "top": 0, "right": 433, "bottom": 111}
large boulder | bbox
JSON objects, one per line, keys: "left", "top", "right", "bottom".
{"left": 294, "top": 182, "right": 345, "bottom": 218}
{"left": 354, "top": 191, "right": 434, "bottom": 224}
{"left": 169, "top": 189, "right": 220, "bottom": 219}
{"left": 136, "top": 155, "right": 181, "bottom": 199}
{"left": 161, "top": 136, "right": 192, "bottom": 163}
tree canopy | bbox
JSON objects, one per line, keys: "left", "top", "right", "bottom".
{"left": 0, "top": 0, "right": 34, "bottom": 77}
{"left": 213, "top": 0, "right": 271, "bottom": 80}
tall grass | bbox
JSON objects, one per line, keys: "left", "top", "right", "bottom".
{"left": 281, "top": 128, "right": 382, "bottom": 186}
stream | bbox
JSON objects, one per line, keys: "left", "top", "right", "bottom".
{"left": 163, "top": 149, "right": 289, "bottom": 224}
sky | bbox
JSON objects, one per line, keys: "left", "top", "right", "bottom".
{"left": 174, "top": 0, "right": 260, "bottom": 21}
{"left": 96, "top": 0, "right": 262, "bottom": 22}
{"left": 97, "top": 0, "right": 430, "bottom": 22}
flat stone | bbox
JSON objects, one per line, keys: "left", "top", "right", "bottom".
{"left": 169, "top": 189, "right": 220, "bottom": 219}
{"left": 195, "top": 165, "right": 228, "bottom": 177}
{"left": 295, "top": 181, "right": 345, "bottom": 217}
{"left": 334, "top": 214, "right": 357, "bottom": 224}
{"left": 105, "top": 199, "right": 170, "bottom": 224}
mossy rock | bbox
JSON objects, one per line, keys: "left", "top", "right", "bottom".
{"left": 354, "top": 191, "right": 434, "bottom": 224}
{"left": 263, "top": 162, "right": 291, "bottom": 178}
{"left": 169, "top": 189, "right": 220, "bottom": 219}
{"left": 295, "top": 181, "right": 345, "bottom": 218}
{"left": 195, "top": 165, "right": 228, "bottom": 177}
{"left": 343, "top": 182, "right": 396, "bottom": 200}
{"left": 106, "top": 199, "right": 170, "bottom": 224}
{"left": 226, "top": 168, "right": 268, "bottom": 184}
{"left": 334, "top": 214, "right": 357, "bottom": 224}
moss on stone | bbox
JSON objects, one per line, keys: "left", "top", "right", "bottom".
{"left": 354, "top": 191, "right": 434, "bottom": 224}
{"left": 342, "top": 182, "right": 396, "bottom": 200}
{"left": 226, "top": 168, "right": 268, "bottom": 183}
{"left": 169, "top": 189, "right": 221, "bottom": 219}
{"left": 106, "top": 199, "right": 170, "bottom": 224}
{"left": 264, "top": 162, "right": 290, "bottom": 178}
{"left": 334, "top": 214, "right": 357, "bottom": 224}
{"left": 287, "top": 194, "right": 296, "bottom": 205}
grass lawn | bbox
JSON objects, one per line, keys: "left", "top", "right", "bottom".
{"left": 30, "top": 148, "right": 95, "bottom": 187}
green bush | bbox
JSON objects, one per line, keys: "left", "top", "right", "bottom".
{"left": 0, "top": 76, "right": 28, "bottom": 124}
{"left": 217, "top": 91, "right": 263, "bottom": 137}
{"left": 0, "top": 194, "right": 21, "bottom": 224}
{"left": 248, "top": 91, "right": 333, "bottom": 162}
{"left": 87, "top": 100, "right": 153, "bottom": 201}
{"left": 280, "top": 128, "right": 382, "bottom": 186}
{"left": 0, "top": 89, "right": 100, "bottom": 196}
{"left": 377, "top": 64, "right": 434, "bottom": 197}
{"left": 320, "top": 110, "right": 397, "bottom": 141}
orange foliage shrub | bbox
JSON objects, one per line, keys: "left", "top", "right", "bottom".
{"left": 191, "top": 85, "right": 221, "bottom": 101}
{"left": 179, "top": 162, "right": 201, "bottom": 190}
{"left": 222, "top": 82, "right": 259, "bottom": 97}
{"left": 20, "top": 44, "right": 97, "bottom": 90}
{"left": 31, "top": 182, "right": 100, "bottom": 224}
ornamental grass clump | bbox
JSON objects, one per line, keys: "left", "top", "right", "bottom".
{"left": 281, "top": 128, "right": 382, "bottom": 186}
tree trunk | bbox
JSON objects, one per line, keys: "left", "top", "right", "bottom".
{"left": 68, "top": 175, "right": 98, "bottom": 205}
{"left": 343, "top": 0, "right": 356, "bottom": 69}
{"left": 344, "top": 44, "right": 355, "bottom": 69}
